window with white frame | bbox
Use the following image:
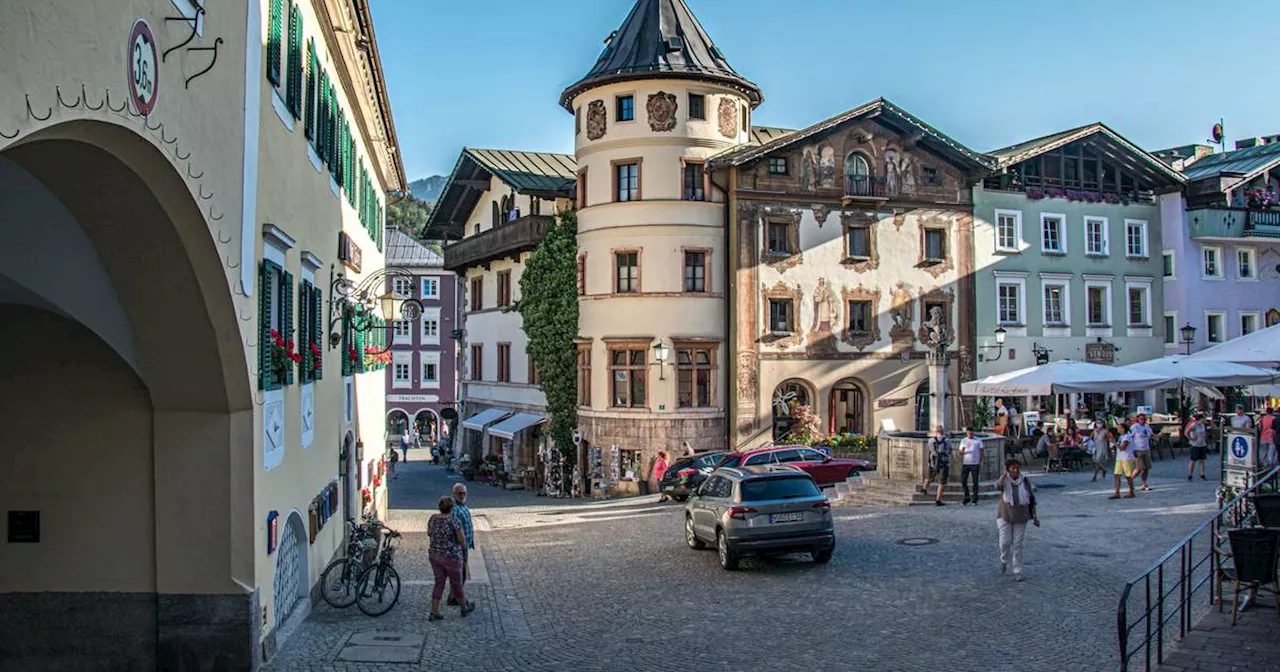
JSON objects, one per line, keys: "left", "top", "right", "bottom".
{"left": 393, "top": 276, "right": 413, "bottom": 297}
{"left": 1163, "top": 312, "right": 1176, "bottom": 345}
{"left": 997, "top": 281, "right": 1023, "bottom": 325}
{"left": 1086, "top": 282, "right": 1111, "bottom": 326}
{"left": 1084, "top": 217, "right": 1108, "bottom": 256}
{"left": 1041, "top": 214, "right": 1066, "bottom": 253}
{"left": 1042, "top": 281, "right": 1068, "bottom": 326}
{"left": 421, "top": 276, "right": 440, "bottom": 299}
{"left": 1202, "top": 246, "right": 1223, "bottom": 278}
{"left": 995, "top": 210, "right": 1021, "bottom": 252}
{"left": 1126, "top": 283, "right": 1151, "bottom": 327}
{"left": 392, "top": 319, "right": 412, "bottom": 345}
{"left": 1241, "top": 312, "right": 1260, "bottom": 336}
{"left": 1206, "top": 312, "right": 1225, "bottom": 343}
{"left": 421, "top": 307, "right": 441, "bottom": 345}
{"left": 420, "top": 351, "right": 441, "bottom": 389}
{"left": 1237, "top": 248, "right": 1256, "bottom": 280}
{"left": 1125, "top": 220, "right": 1148, "bottom": 258}
{"left": 1162, "top": 251, "right": 1175, "bottom": 279}
{"left": 392, "top": 352, "right": 412, "bottom": 389}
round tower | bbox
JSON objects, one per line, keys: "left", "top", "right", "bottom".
{"left": 562, "top": 0, "right": 762, "bottom": 490}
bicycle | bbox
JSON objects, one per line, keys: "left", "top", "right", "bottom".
{"left": 320, "top": 518, "right": 382, "bottom": 608}
{"left": 355, "top": 527, "right": 402, "bottom": 616}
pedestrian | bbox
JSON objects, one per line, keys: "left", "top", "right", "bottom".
{"left": 388, "top": 446, "right": 399, "bottom": 479}
{"left": 922, "top": 425, "right": 951, "bottom": 506}
{"left": 995, "top": 459, "right": 1039, "bottom": 582}
{"left": 1129, "top": 413, "right": 1155, "bottom": 492}
{"left": 427, "top": 496, "right": 474, "bottom": 620}
{"left": 1261, "top": 408, "right": 1278, "bottom": 467}
{"left": 1229, "top": 405, "right": 1254, "bottom": 430}
{"left": 958, "top": 427, "right": 983, "bottom": 505}
{"left": 1186, "top": 412, "right": 1209, "bottom": 481}
{"left": 1110, "top": 422, "right": 1137, "bottom": 499}
{"left": 653, "top": 450, "right": 671, "bottom": 502}
{"left": 1089, "top": 419, "right": 1111, "bottom": 482}
{"left": 400, "top": 431, "right": 412, "bottom": 464}
{"left": 447, "top": 483, "right": 474, "bottom": 605}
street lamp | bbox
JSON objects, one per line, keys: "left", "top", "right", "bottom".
{"left": 1180, "top": 323, "right": 1197, "bottom": 355}
{"left": 652, "top": 341, "right": 671, "bottom": 381}
{"left": 978, "top": 326, "right": 1008, "bottom": 362}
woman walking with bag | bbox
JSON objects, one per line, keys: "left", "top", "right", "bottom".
{"left": 995, "top": 459, "right": 1039, "bottom": 582}
{"left": 427, "top": 496, "right": 474, "bottom": 621}
{"left": 1089, "top": 419, "right": 1112, "bottom": 482}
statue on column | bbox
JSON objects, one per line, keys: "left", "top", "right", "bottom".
{"left": 921, "top": 306, "right": 951, "bottom": 359}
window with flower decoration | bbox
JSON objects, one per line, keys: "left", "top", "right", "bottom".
{"left": 298, "top": 278, "right": 324, "bottom": 383}
{"left": 258, "top": 259, "right": 297, "bottom": 390}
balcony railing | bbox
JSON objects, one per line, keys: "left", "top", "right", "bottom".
{"left": 443, "top": 214, "right": 553, "bottom": 272}
{"left": 1187, "top": 207, "right": 1280, "bottom": 240}
{"left": 844, "top": 174, "right": 889, "bottom": 201}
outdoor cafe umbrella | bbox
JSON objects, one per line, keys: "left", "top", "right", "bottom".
{"left": 960, "top": 359, "right": 1176, "bottom": 397}
{"left": 1121, "top": 355, "right": 1277, "bottom": 388}
{"left": 1184, "top": 322, "right": 1280, "bottom": 367}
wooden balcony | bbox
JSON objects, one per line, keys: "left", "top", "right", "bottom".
{"left": 443, "top": 214, "right": 554, "bottom": 272}
{"left": 843, "top": 174, "right": 889, "bottom": 204}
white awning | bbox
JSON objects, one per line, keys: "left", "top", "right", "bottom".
{"left": 461, "top": 408, "right": 510, "bottom": 431}
{"left": 487, "top": 413, "right": 547, "bottom": 440}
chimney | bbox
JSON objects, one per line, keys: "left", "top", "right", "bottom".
{"left": 1236, "top": 138, "right": 1258, "bottom": 150}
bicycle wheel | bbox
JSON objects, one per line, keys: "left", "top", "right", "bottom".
{"left": 355, "top": 564, "right": 401, "bottom": 616}
{"left": 320, "top": 557, "right": 361, "bottom": 608}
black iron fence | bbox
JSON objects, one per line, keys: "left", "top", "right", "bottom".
{"left": 1116, "top": 465, "right": 1280, "bottom": 671}
{"left": 845, "top": 174, "right": 888, "bottom": 199}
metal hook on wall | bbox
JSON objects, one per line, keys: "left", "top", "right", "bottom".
{"left": 187, "top": 163, "right": 203, "bottom": 179}
{"left": 82, "top": 84, "right": 104, "bottom": 111}
{"left": 199, "top": 184, "right": 213, "bottom": 200}
{"left": 25, "top": 94, "right": 51, "bottom": 121}
{"left": 145, "top": 115, "right": 163, "bottom": 131}
{"left": 185, "top": 38, "right": 223, "bottom": 90}
{"left": 105, "top": 89, "right": 127, "bottom": 113}
{"left": 161, "top": 127, "right": 177, "bottom": 145}
{"left": 162, "top": 6, "right": 206, "bottom": 62}
{"left": 56, "top": 86, "right": 81, "bottom": 109}
{"left": 227, "top": 256, "right": 240, "bottom": 269}
{"left": 218, "top": 229, "right": 232, "bottom": 244}
{"left": 208, "top": 205, "right": 223, "bottom": 221}
{"left": 0, "top": 127, "right": 18, "bottom": 140}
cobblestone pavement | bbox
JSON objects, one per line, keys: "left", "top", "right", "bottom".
{"left": 1153, "top": 605, "right": 1280, "bottom": 672}
{"left": 266, "top": 450, "right": 1229, "bottom": 671}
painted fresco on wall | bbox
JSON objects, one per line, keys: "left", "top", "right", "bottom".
{"left": 819, "top": 146, "right": 836, "bottom": 188}
{"left": 883, "top": 147, "right": 916, "bottom": 197}
{"left": 801, "top": 146, "right": 819, "bottom": 192}
{"left": 806, "top": 277, "right": 840, "bottom": 354}
{"left": 888, "top": 283, "right": 916, "bottom": 347}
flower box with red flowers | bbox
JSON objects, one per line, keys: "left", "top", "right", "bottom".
{"left": 269, "top": 329, "right": 301, "bottom": 378}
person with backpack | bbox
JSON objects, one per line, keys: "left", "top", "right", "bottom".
{"left": 921, "top": 425, "right": 951, "bottom": 506}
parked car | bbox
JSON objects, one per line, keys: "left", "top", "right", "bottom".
{"left": 659, "top": 451, "right": 728, "bottom": 502}
{"left": 684, "top": 466, "right": 835, "bottom": 570}
{"left": 713, "top": 446, "right": 870, "bottom": 487}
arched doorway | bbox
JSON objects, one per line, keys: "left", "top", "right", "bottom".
{"left": 273, "top": 512, "right": 309, "bottom": 629}
{"left": 829, "top": 379, "right": 868, "bottom": 436}
{"left": 0, "top": 121, "right": 252, "bottom": 668}
{"left": 845, "top": 152, "right": 870, "bottom": 196}
{"left": 1268, "top": 308, "right": 1280, "bottom": 328}
{"left": 414, "top": 409, "right": 439, "bottom": 443}
{"left": 772, "top": 379, "right": 813, "bottom": 441}
{"left": 914, "top": 380, "right": 931, "bottom": 432}
{"left": 387, "top": 409, "right": 410, "bottom": 438}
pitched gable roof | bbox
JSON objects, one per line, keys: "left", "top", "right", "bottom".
{"left": 384, "top": 228, "right": 443, "bottom": 267}
{"left": 560, "top": 0, "right": 762, "bottom": 111}
{"left": 709, "top": 98, "right": 993, "bottom": 174}
{"left": 988, "top": 123, "right": 1184, "bottom": 187}
{"left": 425, "top": 148, "right": 578, "bottom": 240}
{"left": 1180, "top": 142, "right": 1280, "bottom": 183}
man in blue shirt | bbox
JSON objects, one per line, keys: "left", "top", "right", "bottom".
{"left": 1130, "top": 414, "right": 1155, "bottom": 492}
{"left": 448, "top": 483, "right": 474, "bottom": 605}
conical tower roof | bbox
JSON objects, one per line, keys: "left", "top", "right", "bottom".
{"left": 560, "top": 0, "right": 762, "bottom": 111}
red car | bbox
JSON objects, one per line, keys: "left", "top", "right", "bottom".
{"left": 713, "top": 445, "right": 871, "bottom": 487}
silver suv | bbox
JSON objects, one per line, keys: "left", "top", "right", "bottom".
{"left": 684, "top": 465, "right": 835, "bottom": 570}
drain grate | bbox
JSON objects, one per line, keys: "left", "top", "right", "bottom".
{"left": 896, "top": 537, "right": 939, "bottom": 546}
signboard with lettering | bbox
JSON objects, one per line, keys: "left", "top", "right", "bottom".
{"left": 1085, "top": 343, "right": 1115, "bottom": 364}
{"left": 385, "top": 394, "right": 440, "bottom": 403}
{"left": 877, "top": 398, "right": 909, "bottom": 409}
{"left": 1224, "top": 431, "right": 1257, "bottom": 488}
{"left": 338, "top": 232, "right": 362, "bottom": 273}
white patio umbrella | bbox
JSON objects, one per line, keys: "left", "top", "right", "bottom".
{"left": 960, "top": 359, "right": 1176, "bottom": 397}
{"left": 1121, "top": 355, "right": 1277, "bottom": 388}
{"left": 1184, "top": 322, "right": 1280, "bottom": 367}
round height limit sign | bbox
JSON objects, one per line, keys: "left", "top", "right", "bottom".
{"left": 127, "top": 19, "right": 159, "bottom": 116}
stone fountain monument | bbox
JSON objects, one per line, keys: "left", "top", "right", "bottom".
{"left": 851, "top": 308, "right": 1006, "bottom": 505}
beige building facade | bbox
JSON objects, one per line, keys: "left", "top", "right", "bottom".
{"left": 0, "top": 0, "right": 403, "bottom": 669}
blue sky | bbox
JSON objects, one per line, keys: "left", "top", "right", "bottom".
{"left": 371, "top": 0, "right": 1280, "bottom": 181}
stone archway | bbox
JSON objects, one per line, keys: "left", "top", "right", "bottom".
{"left": 772, "top": 379, "right": 814, "bottom": 441}
{"left": 387, "top": 409, "right": 410, "bottom": 438}
{"left": 829, "top": 378, "right": 869, "bottom": 436}
{"left": 0, "top": 121, "right": 252, "bottom": 670}
{"left": 414, "top": 409, "right": 440, "bottom": 442}
{"left": 272, "top": 512, "right": 309, "bottom": 630}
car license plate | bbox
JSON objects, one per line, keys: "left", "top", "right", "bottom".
{"left": 769, "top": 512, "right": 804, "bottom": 523}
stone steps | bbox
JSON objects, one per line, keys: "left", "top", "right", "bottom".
{"left": 828, "top": 472, "right": 997, "bottom": 507}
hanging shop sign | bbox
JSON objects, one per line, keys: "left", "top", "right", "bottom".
{"left": 1085, "top": 343, "right": 1115, "bottom": 364}
{"left": 386, "top": 394, "right": 440, "bottom": 403}
{"left": 127, "top": 19, "right": 159, "bottom": 116}
{"left": 338, "top": 232, "right": 363, "bottom": 273}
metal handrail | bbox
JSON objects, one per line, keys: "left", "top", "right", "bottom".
{"left": 1116, "top": 465, "right": 1280, "bottom": 671}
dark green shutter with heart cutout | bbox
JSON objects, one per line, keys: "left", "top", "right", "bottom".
{"left": 312, "top": 286, "right": 324, "bottom": 380}
{"left": 258, "top": 261, "right": 273, "bottom": 390}
{"left": 283, "top": 270, "right": 295, "bottom": 385}
{"left": 267, "top": 0, "right": 283, "bottom": 86}
{"left": 298, "top": 279, "right": 311, "bottom": 383}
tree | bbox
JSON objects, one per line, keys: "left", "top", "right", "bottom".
{"left": 516, "top": 210, "right": 579, "bottom": 468}
{"left": 386, "top": 194, "right": 432, "bottom": 236}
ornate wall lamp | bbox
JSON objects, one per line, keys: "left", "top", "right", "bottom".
{"left": 1032, "top": 343, "right": 1052, "bottom": 366}
{"left": 977, "top": 326, "right": 1008, "bottom": 362}
{"left": 1180, "top": 322, "right": 1197, "bottom": 356}
{"left": 652, "top": 341, "right": 671, "bottom": 381}
{"left": 327, "top": 265, "right": 423, "bottom": 356}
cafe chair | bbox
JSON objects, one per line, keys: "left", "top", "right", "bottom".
{"left": 1221, "top": 527, "right": 1280, "bottom": 625}
{"left": 1255, "top": 493, "right": 1280, "bottom": 529}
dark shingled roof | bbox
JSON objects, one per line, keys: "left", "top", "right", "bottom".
{"left": 988, "top": 122, "right": 1184, "bottom": 186}
{"left": 560, "top": 0, "right": 762, "bottom": 111}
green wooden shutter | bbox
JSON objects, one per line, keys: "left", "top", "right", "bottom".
{"left": 312, "top": 287, "right": 324, "bottom": 381}
{"left": 283, "top": 270, "right": 295, "bottom": 385}
{"left": 267, "top": 0, "right": 283, "bottom": 86}
{"left": 354, "top": 317, "right": 366, "bottom": 374}
{"left": 327, "top": 84, "right": 338, "bottom": 168}
{"left": 346, "top": 126, "right": 355, "bottom": 205}
{"left": 258, "top": 262, "right": 273, "bottom": 390}
{"left": 304, "top": 40, "right": 316, "bottom": 140}
{"left": 315, "top": 71, "right": 327, "bottom": 153}
{"left": 286, "top": 4, "right": 302, "bottom": 118}
{"left": 340, "top": 313, "right": 352, "bottom": 377}
{"left": 298, "top": 279, "right": 311, "bottom": 383}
